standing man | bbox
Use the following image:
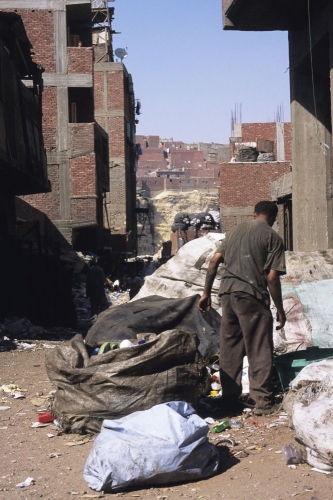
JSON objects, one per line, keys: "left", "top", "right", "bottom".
{"left": 198, "top": 201, "right": 286, "bottom": 415}
{"left": 86, "top": 259, "right": 109, "bottom": 318}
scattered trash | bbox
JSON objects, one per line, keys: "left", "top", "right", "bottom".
{"left": 119, "top": 339, "right": 134, "bottom": 348}
{"left": 230, "top": 419, "right": 244, "bottom": 429}
{"left": 1, "top": 384, "right": 27, "bottom": 394}
{"left": 288, "top": 464, "right": 297, "bottom": 469}
{"left": 65, "top": 437, "right": 91, "bottom": 446}
{"left": 38, "top": 411, "right": 55, "bottom": 423}
{"left": 311, "top": 468, "right": 333, "bottom": 475}
{"left": 204, "top": 417, "right": 215, "bottom": 424}
{"left": 234, "top": 450, "right": 249, "bottom": 458}
{"left": 12, "top": 392, "right": 25, "bottom": 399}
{"left": 16, "top": 477, "right": 34, "bottom": 488}
{"left": 30, "top": 396, "right": 50, "bottom": 407}
{"left": 48, "top": 453, "right": 61, "bottom": 458}
{"left": 282, "top": 446, "right": 303, "bottom": 465}
{"left": 211, "top": 419, "right": 230, "bottom": 433}
{"left": 0, "top": 406, "right": 10, "bottom": 411}
{"left": 47, "top": 433, "right": 55, "bottom": 438}
{"left": 31, "top": 422, "right": 49, "bottom": 428}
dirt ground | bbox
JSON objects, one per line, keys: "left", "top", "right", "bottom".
{"left": 0, "top": 342, "right": 332, "bottom": 500}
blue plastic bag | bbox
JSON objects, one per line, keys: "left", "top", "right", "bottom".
{"left": 84, "top": 401, "right": 219, "bottom": 491}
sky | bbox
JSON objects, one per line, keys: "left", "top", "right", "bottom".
{"left": 111, "top": 0, "right": 291, "bottom": 144}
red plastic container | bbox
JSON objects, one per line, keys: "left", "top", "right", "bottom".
{"left": 38, "top": 411, "right": 55, "bottom": 423}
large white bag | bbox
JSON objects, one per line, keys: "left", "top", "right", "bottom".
{"left": 284, "top": 359, "right": 333, "bottom": 471}
{"left": 84, "top": 401, "right": 219, "bottom": 492}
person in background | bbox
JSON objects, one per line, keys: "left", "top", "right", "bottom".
{"left": 86, "top": 259, "right": 109, "bottom": 318}
{"left": 128, "top": 273, "right": 144, "bottom": 300}
{"left": 198, "top": 201, "right": 286, "bottom": 416}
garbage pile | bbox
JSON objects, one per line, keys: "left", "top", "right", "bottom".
{"left": 273, "top": 249, "right": 333, "bottom": 354}
{"left": 46, "top": 295, "right": 220, "bottom": 434}
{"left": 172, "top": 211, "right": 220, "bottom": 232}
{"left": 283, "top": 358, "right": 333, "bottom": 472}
{"left": 135, "top": 233, "right": 224, "bottom": 310}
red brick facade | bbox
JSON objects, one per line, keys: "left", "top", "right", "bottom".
{"left": 68, "top": 47, "right": 93, "bottom": 74}
{"left": 8, "top": 9, "right": 56, "bottom": 73}
{"left": 2, "top": 4, "right": 110, "bottom": 249}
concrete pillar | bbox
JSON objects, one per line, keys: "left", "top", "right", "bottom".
{"left": 290, "top": 33, "right": 331, "bottom": 251}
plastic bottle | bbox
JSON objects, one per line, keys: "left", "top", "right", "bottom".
{"left": 282, "top": 445, "right": 303, "bottom": 465}
{"left": 230, "top": 419, "right": 244, "bottom": 429}
{"left": 211, "top": 419, "right": 230, "bottom": 433}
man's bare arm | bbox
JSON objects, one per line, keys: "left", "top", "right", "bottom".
{"left": 198, "top": 252, "right": 224, "bottom": 314}
{"left": 267, "top": 269, "right": 286, "bottom": 330}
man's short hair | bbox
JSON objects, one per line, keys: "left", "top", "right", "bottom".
{"left": 254, "top": 201, "right": 278, "bottom": 218}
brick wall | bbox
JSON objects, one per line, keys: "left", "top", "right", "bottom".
{"left": 140, "top": 150, "right": 165, "bottom": 163}
{"left": 68, "top": 47, "right": 93, "bottom": 74}
{"left": 70, "top": 154, "right": 96, "bottom": 198}
{"left": 241, "top": 122, "right": 291, "bottom": 161}
{"left": 108, "top": 116, "right": 125, "bottom": 157}
{"left": 94, "top": 71, "right": 104, "bottom": 111}
{"left": 284, "top": 122, "right": 292, "bottom": 162}
{"left": 146, "top": 136, "right": 159, "bottom": 148}
{"left": 71, "top": 197, "right": 97, "bottom": 222}
{"left": 41, "top": 87, "right": 57, "bottom": 150}
{"left": 107, "top": 70, "right": 124, "bottom": 110}
{"left": 220, "top": 161, "right": 290, "bottom": 207}
{"left": 184, "top": 169, "right": 218, "bottom": 179}
{"left": 69, "top": 123, "right": 95, "bottom": 153}
{"left": 19, "top": 165, "right": 60, "bottom": 220}
{"left": 108, "top": 163, "right": 127, "bottom": 232}
{"left": 6, "top": 9, "right": 56, "bottom": 73}
{"left": 169, "top": 150, "right": 205, "bottom": 167}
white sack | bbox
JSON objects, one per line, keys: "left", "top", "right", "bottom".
{"left": 134, "top": 233, "right": 224, "bottom": 309}
{"left": 285, "top": 359, "right": 333, "bottom": 471}
{"left": 83, "top": 401, "right": 219, "bottom": 492}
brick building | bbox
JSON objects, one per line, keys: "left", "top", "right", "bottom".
{"left": 93, "top": 5, "right": 138, "bottom": 256}
{"left": 222, "top": 0, "right": 333, "bottom": 252}
{"left": 136, "top": 135, "right": 229, "bottom": 197}
{"left": 0, "top": 0, "right": 109, "bottom": 251}
{"left": 219, "top": 121, "right": 291, "bottom": 238}
{"left": 0, "top": 12, "right": 78, "bottom": 326}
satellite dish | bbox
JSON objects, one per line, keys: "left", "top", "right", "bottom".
{"left": 115, "top": 48, "right": 128, "bottom": 62}
{"left": 91, "top": 0, "right": 105, "bottom": 8}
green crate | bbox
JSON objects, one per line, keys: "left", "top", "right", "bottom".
{"left": 274, "top": 347, "right": 333, "bottom": 391}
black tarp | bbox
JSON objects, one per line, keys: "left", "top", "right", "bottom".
{"left": 46, "top": 295, "right": 220, "bottom": 434}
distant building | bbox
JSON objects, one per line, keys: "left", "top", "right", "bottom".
{"left": 136, "top": 135, "right": 229, "bottom": 198}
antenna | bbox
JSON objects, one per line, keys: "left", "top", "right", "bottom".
{"left": 91, "top": 0, "right": 105, "bottom": 8}
{"left": 115, "top": 48, "right": 128, "bottom": 62}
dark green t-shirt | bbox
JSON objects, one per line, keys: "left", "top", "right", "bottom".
{"left": 216, "top": 219, "right": 286, "bottom": 304}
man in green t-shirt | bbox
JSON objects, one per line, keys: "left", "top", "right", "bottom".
{"left": 198, "top": 201, "right": 286, "bottom": 415}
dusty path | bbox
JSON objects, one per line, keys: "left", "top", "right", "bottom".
{"left": 0, "top": 345, "right": 332, "bottom": 500}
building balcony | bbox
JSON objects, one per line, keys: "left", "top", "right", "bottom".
{"left": 69, "top": 122, "right": 95, "bottom": 152}
{"left": 222, "top": 0, "right": 316, "bottom": 31}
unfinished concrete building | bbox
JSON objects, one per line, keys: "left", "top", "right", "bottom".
{"left": 222, "top": 0, "right": 333, "bottom": 252}
{"left": 93, "top": 2, "right": 138, "bottom": 256}
{"left": 0, "top": 1, "right": 110, "bottom": 251}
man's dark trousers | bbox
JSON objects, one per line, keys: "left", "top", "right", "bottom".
{"left": 220, "top": 292, "right": 274, "bottom": 408}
